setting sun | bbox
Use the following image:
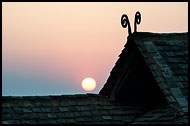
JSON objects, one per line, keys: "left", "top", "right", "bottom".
{"left": 81, "top": 78, "right": 96, "bottom": 91}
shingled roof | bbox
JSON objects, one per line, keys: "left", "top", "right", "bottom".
{"left": 2, "top": 94, "right": 144, "bottom": 124}
{"left": 2, "top": 32, "right": 188, "bottom": 124}
{"left": 100, "top": 32, "right": 188, "bottom": 124}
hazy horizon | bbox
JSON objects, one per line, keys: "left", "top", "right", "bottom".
{"left": 2, "top": 2, "right": 188, "bottom": 96}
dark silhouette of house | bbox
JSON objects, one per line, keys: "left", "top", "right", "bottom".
{"left": 2, "top": 32, "right": 188, "bottom": 124}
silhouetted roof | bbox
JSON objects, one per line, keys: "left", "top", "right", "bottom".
{"left": 130, "top": 32, "right": 188, "bottom": 113}
{"left": 100, "top": 32, "right": 188, "bottom": 124}
{"left": 2, "top": 94, "right": 143, "bottom": 124}
{"left": 2, "top": 32, "right": 188, "bottom": 124}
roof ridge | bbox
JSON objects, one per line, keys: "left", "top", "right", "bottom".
{"left": 131, "top": 32, "right": 188, "bottom": 35}
{"left": 2, "top": 93, "right": 100, "bottom": 100}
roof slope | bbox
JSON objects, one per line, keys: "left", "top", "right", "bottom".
{"left": 130, "top": 32, "right": 188, "bottom": 116}
{"left": 2, "top": 94, "right": 142, "bottom": 124}
{"left": 99, "top": 32, "right": 188, "bottom": 123}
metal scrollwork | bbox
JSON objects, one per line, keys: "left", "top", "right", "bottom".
{"left": 121, "top": 11, "right": 141, "bottom": 35}
{"left": 121, "top": 14, "right": 132, "bottom": 35}
{"left": 134, "top": 11, "right": 141, "bottom": 33}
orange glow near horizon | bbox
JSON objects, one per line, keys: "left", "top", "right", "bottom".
{"left": 81, "top": 78, "right": 96, "bottom": 91}
{"left": 2, "top": 2, "right": 188, "bottom": 95}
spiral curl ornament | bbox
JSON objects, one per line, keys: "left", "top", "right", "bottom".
{"left": 121, "top": 14, "right": 132, "bottom": 35}
{"left": 134, "top": 11, "right": 141, "bottom": 32}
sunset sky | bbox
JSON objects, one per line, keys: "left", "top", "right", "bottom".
{"left": 2, "top": 2, "right": 188, "bottom": 96}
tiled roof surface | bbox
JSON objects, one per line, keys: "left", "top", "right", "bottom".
{"left": 99, "top": 32, "right": 188, "bottom": 124}
{"left": 2, "top": 94, "right": 143, "bottom": 124}
{"left": 130, "top": 32, "right": 188, "bottom": 116}
{"left": 153, "top": 38, "right": 188, "bottom": 99}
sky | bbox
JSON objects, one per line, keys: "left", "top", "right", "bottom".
{"left": 2, "top": 2, "right": 188, "bottom": 96}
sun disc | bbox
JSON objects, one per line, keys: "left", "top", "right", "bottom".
{"left": 81, "top": 77, "right": 96, "bottom": 91}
